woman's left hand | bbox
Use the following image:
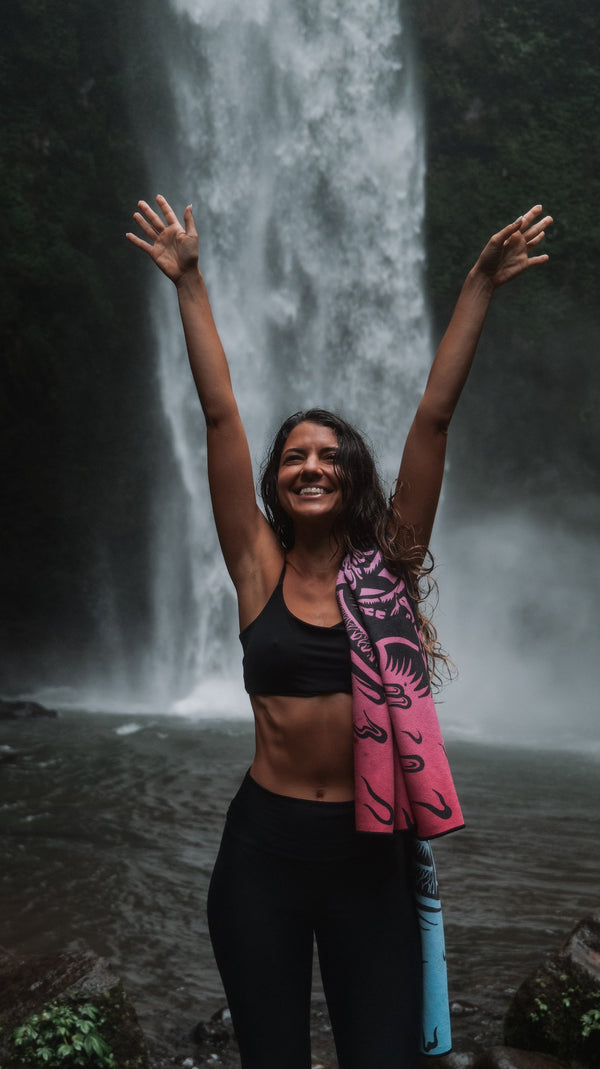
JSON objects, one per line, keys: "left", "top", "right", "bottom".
{"left": 475, "top": 204, "right": 553, "bottom": 288}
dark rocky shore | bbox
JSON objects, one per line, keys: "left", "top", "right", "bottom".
{"left": 0, "top": 699, "right": 58, "bottom": 720}
{"left": 1, "top": 912, "right": 598, "bottom": 1069}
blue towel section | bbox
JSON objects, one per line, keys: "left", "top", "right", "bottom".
{"left": 412, "top": 838, "right": 452, "bottom": 1055}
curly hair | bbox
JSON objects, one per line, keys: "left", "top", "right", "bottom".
{"left": 260, "top": 409, "right": 452, "bottom": 687}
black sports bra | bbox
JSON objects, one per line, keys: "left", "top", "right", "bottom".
{"left": 239, "top": 565, "right": 352, "bottom": 697}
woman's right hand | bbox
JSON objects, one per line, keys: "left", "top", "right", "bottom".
{"left": 126, "top": 195, "right": 198, "bottom": 285}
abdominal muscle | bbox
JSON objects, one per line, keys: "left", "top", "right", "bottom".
{"left": 249, "top": 691, "right": 355, "bottom": 801}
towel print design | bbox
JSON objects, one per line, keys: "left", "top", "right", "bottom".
{"left": 338, "top": 547, "right": 463, "bottom": 1053}
{"left": 337, "top": 547, "right": 465, "bottom": 839}
{"left": 411, "top": 837, "right": 451, "bottom": 1054}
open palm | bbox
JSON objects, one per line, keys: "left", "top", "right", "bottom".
{"left": 477, "top": 204, "right": 552, "bottom": 288}
{"left": 126, "top": 195, "right": 198, "bottom": 284}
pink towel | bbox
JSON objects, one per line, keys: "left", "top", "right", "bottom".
{"left": 337, "top": 547, "right": 464, "bottom": 839}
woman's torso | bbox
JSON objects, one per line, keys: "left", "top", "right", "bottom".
{"left": 240, "top": 560, "right": 355, "bottom": 801}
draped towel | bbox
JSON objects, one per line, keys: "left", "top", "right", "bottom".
{"left": 337, "top": 546, "right": 465, "bottom": 1055}
{"left": 336, "top": 546, "right": 464, "bottom": 840}
{"left": 411, "top": 837, "right": 452, "bottom": 1055}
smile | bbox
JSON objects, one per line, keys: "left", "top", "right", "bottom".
{"left": 296, "top": 486, "right": 331, "bottom": 496}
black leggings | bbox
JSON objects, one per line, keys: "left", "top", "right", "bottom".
{"left": 207, "top": 772, "right": 422, "bottom": 1068}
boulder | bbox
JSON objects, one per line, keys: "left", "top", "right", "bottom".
{"left": 0, "top": 949, "right": 149, "bottom": 1068}
{"left": 0, "top": 698, "right": 57, "bottom": 719}
{"left": 427, "top": 1051, "right": 478, "bottom": 1069}
{"left": 424, "top": 1041, "right": 569, "bottom": 1069}
{"left": 192, "top": 1005, "right": 232, "bottom": 1049}
{"left": 473, "top": 1046, "right": 569, "bottom": 1069}
{"left": 504, "top": 910, "right": 600, "bottom": 1067}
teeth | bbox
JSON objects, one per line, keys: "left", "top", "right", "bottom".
{"left": 298, "top": 487, "right": 327, "bottom": 495}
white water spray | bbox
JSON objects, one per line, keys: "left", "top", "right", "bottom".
{"left": 141, "top": 0, "right": 430, "bottom": 712}
{"left": 132, "top": 0, "right": 597, "bottom": 752}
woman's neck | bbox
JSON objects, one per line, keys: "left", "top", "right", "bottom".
{"left": 285, "top": 536, "right": 344, "bottom": 579}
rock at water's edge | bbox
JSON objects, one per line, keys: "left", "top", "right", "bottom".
{"left": 504, "top": 909, "right": 600, "bottom": 1067}
{"left": 0, "top": 698, "right": 57, "bottom": 719}
{"left": 0, "top": 949, "right": 148, "bottom": 1068}
{"left": 430, "top": 1046, "right": 569, "bottom": 1069}
{"left": 473, "top": 1045, "right": 570, "bottom": 1069}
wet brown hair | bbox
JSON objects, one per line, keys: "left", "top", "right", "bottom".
{"left": 260, "top": 409, "right": 452, "bottom": 687}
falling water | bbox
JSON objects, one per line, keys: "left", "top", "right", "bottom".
{"left": 131, "top": 0, "right": 597, "bottom": 750}
{"left": 140, "top": 0, "right": 430, "bottom": 712}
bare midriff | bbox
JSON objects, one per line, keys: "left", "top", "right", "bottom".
{"left": 249, "top": 691, "right": 355, "bottom": 801}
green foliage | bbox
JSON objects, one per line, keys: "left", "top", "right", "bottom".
{"left": 581, "top": 1005, "right": 600, "bottom": 1039}
{"left": 561, "top": 986, "right": 575, "bottom": 1010}
{"left": 412, "top": 0, "right": 600, "bottom": 315}
{"left": 407, "top": 0, "right": 600, "bottom": 505}
{"left": 529, "top": 995, "right": 549, "bottom": 1022}
{"left": 516, "top": 976, "right": 600, "bottom": 1061}
{"left": 9, "top": 1001, "right": 116, "bottom": 1069}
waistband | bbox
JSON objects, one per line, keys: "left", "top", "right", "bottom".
{"left": 225, "top": 771, "right": 403, "bottom": 863}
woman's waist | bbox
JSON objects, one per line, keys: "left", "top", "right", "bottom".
{"left": 250, "top": 692, "right": 354, "bottom": 801}
{"left": 225, "top": 771, "right": 405, "bottom": 864}
{"left": 250, "top": 690, "right": 353, "bottom": 727}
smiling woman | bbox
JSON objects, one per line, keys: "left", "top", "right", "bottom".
{"left": 127, "top": 195, "right": 552, "bottom": 1069}
{"left": 278, "top": 423, "right": 341, "bottom": 513}
{"left": 259, "top": 407, "right": 391, "bottom": 563}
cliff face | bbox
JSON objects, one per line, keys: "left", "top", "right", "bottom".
{"left": 410, "top": 0, "right": 599, "bottom": 508}
{"left": 1, "top": 0, "right": 598, "bottom": 691}
{"left": 1, "top": 0, "right": 172, "bottom": 688}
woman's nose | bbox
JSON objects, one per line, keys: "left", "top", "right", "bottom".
{"left": 301, "top": 453, "right": 322, "bottom": 477}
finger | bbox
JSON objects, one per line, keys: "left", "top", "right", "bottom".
{"left": 526, "top": 253, "right": 549, "bottom": 267}
{"left": 126, "top": 231, "right": 153, "bottom": 253}
{"left": 520, "top": 204, "right": 543, "bottom": 225}
{"left": 525, "top": 231, "right": 546, "bottom": 249}
{"left": 523, "top": 214, "right": 553, "bottom": 241}
{"left": 156, "top": 194, "right": 179, "bottom": 227}
{"left": 493, "top": 216, "right": 523, "bottom": 246}
{"left": 133, "top": 210, "right": 161, "bottom": 241}
{"left": 137, "top": 199, "right": 166, "bottom": 233}
{"left": 183, "top": 204, "right": 197, "bottom": 235}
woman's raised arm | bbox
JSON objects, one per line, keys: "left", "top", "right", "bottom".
{"left": 392, "top": 205, "right": 553, "bottom": 556}
{"left": 127, "top": 196, "right": 276, "bottom": 585}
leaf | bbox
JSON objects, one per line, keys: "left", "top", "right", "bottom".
{"left": 88, "top": 1033, "right": 107, "bottom": 1056}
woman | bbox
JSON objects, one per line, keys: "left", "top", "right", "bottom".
{"left": 127, "top": 198, "right": 551, "bottom": 1068}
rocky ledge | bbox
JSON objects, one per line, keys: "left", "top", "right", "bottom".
{"left": 0, "top": 698, "right": 57, "bottom": 719}
{"left": 502, "top": 910, "right": 600, "bottom": 1068}
{"left": 0, "top": 949, "right": 148, "bottom": 1069}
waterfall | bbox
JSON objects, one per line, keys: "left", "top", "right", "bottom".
{"left": 130, "top": 0, "right": 596, "bottom": 751}
{"left": 140, "top": 0, "right": 430, "bottom": 713}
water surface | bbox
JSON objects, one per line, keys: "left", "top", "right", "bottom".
{"left": 1, "top": 714, "right": 597, "bottom": 1061}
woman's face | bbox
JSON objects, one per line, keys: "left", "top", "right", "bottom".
{"left": 277, "top": 422, "right": 343, "bottom": 523}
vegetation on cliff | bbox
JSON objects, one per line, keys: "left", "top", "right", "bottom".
{"left": 1, "top": 0, "right": 166, "bottom": 685}
{"left": 410, "top": 0, "right": 599, "bottom": 506}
